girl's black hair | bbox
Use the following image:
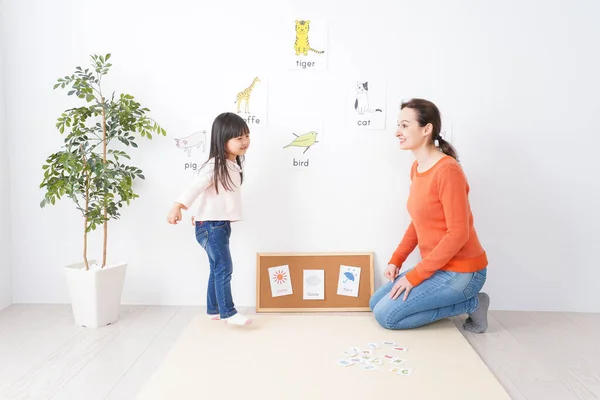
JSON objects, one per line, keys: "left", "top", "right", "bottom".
{"left": 203, "top": 112, "right": 249, "bottom": 194}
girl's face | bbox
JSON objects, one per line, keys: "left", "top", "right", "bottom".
{"left": 395, "top": 107, "right": 431, "bottom": 151}
{"left": 225, "top": 131, "right": 250, "bottom": 159}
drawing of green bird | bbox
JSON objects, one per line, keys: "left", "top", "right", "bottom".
{"left": 283, "top": 131, "right": 319, "bottom": 154}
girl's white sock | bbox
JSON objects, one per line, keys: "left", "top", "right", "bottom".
{"left": 207, "top": 314, "right": 220, "bottom": 320}
{"left": 223, "top": 313, "right": 252, "bottom": 326}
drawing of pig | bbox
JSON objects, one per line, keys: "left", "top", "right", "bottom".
{"left": 174, "top": 130, "right": 207, "bottom": 157}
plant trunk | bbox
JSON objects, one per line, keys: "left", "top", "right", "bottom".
{"left": 83, "top": 200, "right": 89, "bottom": 270}
{"left": 81, "top": 144, "right": 90, "bottom": 271}
{"left": 101, "top": 96, "right": 108, "bottom": 268}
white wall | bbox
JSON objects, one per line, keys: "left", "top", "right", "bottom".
{"left": 3, "top": 0, "right": 599, "bottom": 312}
{"left": 0, "top": 0, "right": 12, "bottom": 311}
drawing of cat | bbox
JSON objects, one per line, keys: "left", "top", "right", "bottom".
{"left": 354, "top": 81, "right": 382, "bottom": 115}
{"left": 174, "top": 130, "right": 206, "bottom": 157}
{"left": 294, "top": 20, "right": 325, "bottom": 56}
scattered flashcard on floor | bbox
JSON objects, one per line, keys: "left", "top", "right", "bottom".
{"left": 389, "top": 367, "right": 413, "bottom": 376}
{"left": 362, "top": 364, "right": 379, "bottom": 371}
{"left": 358, "top": 355, "right": 372, "bottom": 363}
{"left": 383, "top": 354, "right": 394, "bottom": 360}
{"left": 268, "top": 265, "right": 293, "bottom": 297}
{"left": 369, "top": 357, "right": 383, "bottom": 365}
{"left": 367, "top": 342, "right": 379, "bottom": 349}
{"left": 337, "top": 359, "right": 356, "bottom": 367}
{"left": 382, "top": 341, "right": 395, "bottom": 346}
{"left": 390, "top": 358, "right": 406, "bottom": 365}
{"left": 337, "top": 265, "right": 361, "bottom": 297}
{"left": 393, "top": 346, "right": 408, "bottom": 352}
{"left": 303, "top": 269, "right": 324, "bottom": 300}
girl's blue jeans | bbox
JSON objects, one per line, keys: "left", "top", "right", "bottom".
{"left": 369, "top": 268, "right": 487, "bottom": 330}
{"left": 195, "top": 220, "right": 237, "bottom": 319}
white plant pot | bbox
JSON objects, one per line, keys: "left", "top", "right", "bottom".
{"left": 64, "top": 259, "right": 128, "bottom": 329}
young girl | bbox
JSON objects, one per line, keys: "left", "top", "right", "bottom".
{"left": 369, "top": 98, "right": 490, "bottom": 333}
{"left": 167, "top": 112, "right": 252, "bottom": 326}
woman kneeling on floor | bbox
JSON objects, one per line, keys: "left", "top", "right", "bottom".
{"left": 370, "top": 98, "right": 490, "bottom": 333}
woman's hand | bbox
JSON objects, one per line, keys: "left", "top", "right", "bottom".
{"left": 390, "top": 276, "right": 414, "bottom": 301}
{"left": 384, "top": 264, "right": 399, "bottom": 282}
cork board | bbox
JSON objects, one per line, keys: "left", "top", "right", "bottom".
{"left": 256, "top": 252, "right": 374, "bottom": 312}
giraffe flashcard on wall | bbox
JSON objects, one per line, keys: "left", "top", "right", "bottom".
{"left": 287, "top": 19, "right": 328, "bottom": 71}
{"left": 229, "top": 75, "right": 267, "bottom": 127}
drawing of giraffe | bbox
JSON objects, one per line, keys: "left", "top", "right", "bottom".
{"left": 235, "top": 77, "right": 260, "bottom": 114}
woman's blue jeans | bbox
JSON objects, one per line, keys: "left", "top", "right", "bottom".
{"left": 369, "top": 268, "right": 487, "bottom": 330}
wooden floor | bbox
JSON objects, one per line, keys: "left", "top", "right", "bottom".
{"left": 0, "top": 305, "right": 598, "bottom": 400}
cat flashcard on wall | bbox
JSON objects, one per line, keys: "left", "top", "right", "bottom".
{"left": 355, "top": 81, "right": 382, "bottom": 115}
{"left": 287, "top": 19, "right": 328, "bottom": 71}
{"left": 347, "top": 77, "right": 387, "bottom": 130}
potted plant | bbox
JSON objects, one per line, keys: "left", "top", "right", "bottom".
{"left": 39, "top": 54, "right": 166, "bottom": 328}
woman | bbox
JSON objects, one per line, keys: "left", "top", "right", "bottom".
{"left": 369, "top": 98, "right": 490, "bottom": 333}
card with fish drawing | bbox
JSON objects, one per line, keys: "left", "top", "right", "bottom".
{"left": 337, "top": 265, "right": 361, "bottom": 297}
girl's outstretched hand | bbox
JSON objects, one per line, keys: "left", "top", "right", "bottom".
{"left": 167, "top": 203, "right": 184, "bottom": 224}
{"left": 390, "top": 276, "right": 414, "bottom": 301}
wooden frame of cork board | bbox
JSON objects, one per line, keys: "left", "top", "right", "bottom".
{"left": 256, "top": 252, "right": 374, "bottom": 313}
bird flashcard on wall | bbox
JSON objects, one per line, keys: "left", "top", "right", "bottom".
{"left": 269, "top": 265, "right": 293, "bottom": 297}
{"left": 283, "top": 131, "right": 319, "bottom": 154}
{"left": 337, "top": 265, "right": 361, "bottom": 297}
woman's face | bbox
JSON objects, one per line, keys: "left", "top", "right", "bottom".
{"left": 395, "top": 107, "right": 431, "bottom": 151}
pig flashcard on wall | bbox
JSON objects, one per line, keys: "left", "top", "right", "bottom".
{"left": 174, "top": 130, "right": 207, "bottom": 157}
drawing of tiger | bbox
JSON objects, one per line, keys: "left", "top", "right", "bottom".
{"left": 294, "top": 20, "right": 325, "bottom": 56}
